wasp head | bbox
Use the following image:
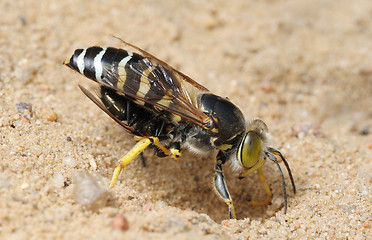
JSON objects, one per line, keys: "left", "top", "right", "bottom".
{"left": 238, "top": 119, "right": 269, "bottom": 170}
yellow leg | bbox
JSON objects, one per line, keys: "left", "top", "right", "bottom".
{"left": 133, "top": 136, "right": 181, "bottom": 160}
{"left": 110, "top": 137, "right": 153, "bottom": 188}
{"left": 214, "top": 159, "right": 236, "bottom": 219}
{"left": 239, "top": 157, "right": 266, "bottom": 179}
{"left": 249, "top": 167, "right": 272, "bottom": 206}
{"left": 227, "top": 199, "right": 236, "bottom": 219}
{"left": 170, "top": 148, "right": 181, "bottom": 160}
{"left": 110, "top": 136, "right": 181, "bottom": 189}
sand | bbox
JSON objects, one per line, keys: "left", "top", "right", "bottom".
{"left": 0, "top": 0, "right": 371, "bottom": 239}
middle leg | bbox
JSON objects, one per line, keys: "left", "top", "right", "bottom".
{"left": 213, "top": 151, "right": 236, "bottom": 219}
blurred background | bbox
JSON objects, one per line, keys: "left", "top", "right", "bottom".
{"left": 0, "top": 0, "right": 371, "bottom": 239}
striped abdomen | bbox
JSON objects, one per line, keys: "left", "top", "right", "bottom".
{"left": 64, "top": 46, "right": 180, "bottom": 107}
{"left": 65, "top": 46, "right": 209, "bottom": 128}
{"left": 64, "top": 46, "right": 142, "bottom": 85}
{"left": 66, "top": 46, "right": 171, "bottom": 115}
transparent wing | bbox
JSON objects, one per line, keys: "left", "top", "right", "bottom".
{"left": 114, "top": 37, "right": 209, "bottom": 91}
{"left": 96, "top": 44, "right": 211, "bottom": 127}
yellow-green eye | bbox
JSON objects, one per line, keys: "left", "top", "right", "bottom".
{"left": 239, "top": 131, "right": 263, "bottom": 169}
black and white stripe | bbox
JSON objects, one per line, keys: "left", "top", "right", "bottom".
{"left": 66, "top": 46, "right": 133, "bottom": 83}
{"left": 65, "top": 46, "right": 173, "bottom": 108}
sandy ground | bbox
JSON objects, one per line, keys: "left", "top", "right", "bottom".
{"left": 0, "top": 0, "right": 371, "bottom": 239}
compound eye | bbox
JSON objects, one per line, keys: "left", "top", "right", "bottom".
{"left": 240, "top": 131, "right": 263, "bottom": 169}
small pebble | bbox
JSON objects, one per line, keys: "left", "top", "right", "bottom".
{"left": 143, "top": 204, "right": 152, "bottom": 211}
{"left": 16, "top": 102, "right": 33, "bottom": 117}
{"left": 12, "top": 114, "right": 21, "bottom": 121}
{"left": 362, "top": 221, "right": 370, "bottom": 228}
{"left": 359, "top": 65, "right": 372, "bottom": 75}
{"left": 40, "top": 108, "right": 58, "bottom": 122}
{"left": 222, "top": 219, "right": 230, "bottom": 226}
{"left": 29, "top": 145, "right": 42, "bottom": 156}
{"left": 72, "top": 170, "right": 109, "bottom": 211}
{"left": 53, "top": 173, "right": 65, "bottom": 188}
{"left": 20, "top": 16, "right": 27, "bottom": 25}
{"left": 63, "top": 156, "right": 77, "bottom": 168}
{"left": 192, "top": 11, "right": 220, "bottom": 30}
{"left": 112, "top": 214, "right": 129, "bottom": 231}
{"left": 16, "top": 69, "right": 32, "bottom": 83}
{"left": 0, "top": 180, "right": 10, "bottom": 188}
{"left": 359, "top": 125, "right": 370, "bottom": 135}
{"left": 89, "top": 158, "right": 97, "bottom": 171}
{"left": 261, "top": 82, "right": 274, "bottom": 93}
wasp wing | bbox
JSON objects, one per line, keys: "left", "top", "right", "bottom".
{"left": 114, "top": 38, "right": 209, "bottom": 92}
{"left": 96, "top": 47, "right": 211, "bottom": 127}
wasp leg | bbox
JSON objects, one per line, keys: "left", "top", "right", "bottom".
{"left": 238, "top": 157, "right": 271, "bottom": 206}
{"left": 110, "top": 136, "right": 180, "bottom": 188}
{"left": 140, "top": 152, "right": 146, "bottom": 167}
{"left": 238, "top": 157, "right": 266, "bottom": 179}
{"left": 110, "top": 137, "right": 154, "bottom": 188}
{"left": 249, "top": 167, "right": 273, "bottom": 206}
{"left": 133, "top": 136, "right": 180, "bottom": 160}
{"left": 169, "top": 142, "right": 182, "bottom": 160}
{"left": 214, "top": 152, "right": 236, "bottom": 219}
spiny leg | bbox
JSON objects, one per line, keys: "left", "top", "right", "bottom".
{"left": 110, "top": 136, "right": 180, "bottom": 189}
{"left": 110, "top": 137, "right": 154, "bottom": 188}
{"left": 249, "top": 167, "right": 273, "bottom": 206}
{"left": 214, "top": 152, "right": 236, "bottom": 219}
{"left": 239, "top": 157, "right": 266, "bottom": 179}
{"left": 238, "top": 156, "right": 271, "bottom": 206}
{"left": 169, "top": 142, "right": 181, "bottom": 160}
{"left": 133, "top": 136, "right": 180, "bottom": 160}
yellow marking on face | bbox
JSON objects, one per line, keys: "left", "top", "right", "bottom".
{"left": 217, "top": 144, "right": 233, "bottom": 151}
{"left": 211, "top": 128, "right": 219, "bottom": 133}
{"left": 211, "top": 137, "right": 232, "bottom": 150}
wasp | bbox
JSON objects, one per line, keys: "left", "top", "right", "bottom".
{"left": 64, "top": 40, "right": 296, "bottom": 219}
